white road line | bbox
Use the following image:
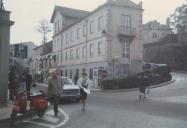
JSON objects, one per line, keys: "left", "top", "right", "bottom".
{"left": 23, "top": 120, "right": 53, "bottom": 127}
{"left": 23, "top": 108, "right": 70, "bottom": 128}
{"left": 51, "top": 108, "right": 70, "bottom": 128}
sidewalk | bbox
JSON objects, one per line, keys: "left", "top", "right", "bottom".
{"left": 0, "top": 101, "right": 13, "bottom": 122}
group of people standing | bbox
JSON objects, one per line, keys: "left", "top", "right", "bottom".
{"left": 8, "top": 66, "right": 33, "bottom": 101}
{"left": 48, "top": 68, "right": 90, "bottom": 116}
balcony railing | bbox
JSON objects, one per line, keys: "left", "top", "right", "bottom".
{"left": 117, "top": 26, "right": 136, "bottom": 37}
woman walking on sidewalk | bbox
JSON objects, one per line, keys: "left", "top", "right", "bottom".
{"left": 48, "top": 68, "right": 64, "bottom": 116}
{"left": 77, "top": 72, "right": 90, "bottom": 111}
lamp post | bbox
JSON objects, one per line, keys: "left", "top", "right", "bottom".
{"left": 101, "top": 29, "right": 114, "bottom": 79}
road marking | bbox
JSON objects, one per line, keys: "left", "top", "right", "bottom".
{"left": 23, "top": 108, "right": 69, "bottom": 128}
{"left": 51, "top": 108, "right": 70, "bottom": 128}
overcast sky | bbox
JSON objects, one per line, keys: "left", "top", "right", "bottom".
{"left": 4, "top": 0, "right": 185, "bottom": 45}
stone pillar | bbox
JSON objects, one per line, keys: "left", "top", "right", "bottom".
{"left": 0, "top": 9, "right": 14, "bottom": 103}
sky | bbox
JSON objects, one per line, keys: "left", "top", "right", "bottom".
{"left": 4, "top": 0, "right": 186, "bottom": 45}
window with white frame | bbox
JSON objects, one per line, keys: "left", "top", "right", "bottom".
{"left": 65, "top": 51, "right": 68, "bottom": 61}
{"left": 82, "top": 46, "right": 86, "bottom": 58}
{"left": 121, "top": 40, "right": 130, "bottom": 58}
{"left": 90, "top": 44, "right": 94, "bottom": 57}
{"left": 70, "top": 31, "right": 73, "bottom": 42}
{"left": 77, "top": 28, "right": 81, "bottom": 40}
{"left": 55, "top": 22, "right": 57, "bottom": 34}
{"left": 58, "top": 20, "right": 60, "bottom": 32}
{"left": 98, "top": 41, "right": 103, "bottom": 54}
{"left": 76, "top": 48, "right": 80, "bottom": 59}
{"left": 70, "top": 49, "right": 73, "bottom": 60}
{"left": 121, "top": 15, "right": 131, "bottom": 34}
{"left": 61, "top": 52, "right": 63, "bottom": 63}
{"left": 61, "top": 35, "right": 63, "bottom": 47}
{"left": 83, "top": 25, "right": 86, "bottom": 37}
{"left": 98, "top": 16, "right": 103, "bottom": 30}
{"left": 90, "top": 21, "right": 94, "bottom": 33}
{"left": 66, "top": 33, "right": 69, "bottom": 44}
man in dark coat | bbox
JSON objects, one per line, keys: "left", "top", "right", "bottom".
{"left": 138, "top": 74, "right": 149, "bottom": 99}
{"left": 25, "top": 71, "right": 33, "bottom": 92}
{"left": 8, "top": 66, "right": 18, "bottom": 101}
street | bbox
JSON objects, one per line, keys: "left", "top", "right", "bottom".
{"left": 1, "top": 72, "right": 187, "bottom": 128}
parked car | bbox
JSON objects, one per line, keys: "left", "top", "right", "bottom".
{"left": 32, "top": 77, "right": 81, "bottom": 102}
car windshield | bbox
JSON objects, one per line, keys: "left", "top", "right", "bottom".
{"left": 62, "top": 78, "right": 74, "bottom": 85}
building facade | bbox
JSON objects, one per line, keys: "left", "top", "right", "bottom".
{"left": 142, "top": 19, "right": 172, "bottom": 44}
{"left": 31, "top": 41, "right": 53, "bottom": 82}
{"left": 9, "top": 42, "right": 37, "bottom": 70}
{"left": 50, "top": 0, "right": 143, "bottom": 86}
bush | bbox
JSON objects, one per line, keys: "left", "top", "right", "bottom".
{"left": 101, "top": 66, "right": 172, "bottom": 90}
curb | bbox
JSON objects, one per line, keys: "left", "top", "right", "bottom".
{"left": 91, "top": 78, "right": 175, "bottom": 93}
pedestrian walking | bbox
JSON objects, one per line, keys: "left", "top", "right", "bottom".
{"left": 48, "top": 68, "right": 64, "bottom": 116}
{"left": 74, "top": 72, "right": 79, "bottom": 85}
{"left": 25, "top": 70, "right": 33, "bottom": 92}
{"left": 77, "top": 72, "right": 90, "bottom": 111}
{"left": 8, "top": 66, "right": 18, "bottom": 101}
{"left": 138, "top": 74, "right": 149, "bottom": 99}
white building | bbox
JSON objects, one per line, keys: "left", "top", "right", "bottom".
{"left": 31, "top": 41, "right": 53, "bottom": 82}
{"left": 50, "top": 0, "right": 143, "bottom": 86}
{"left": 142, "top": 19, "right": 172, "bottom": 44}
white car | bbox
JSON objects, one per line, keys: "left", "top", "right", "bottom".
{"left": 33, "top": 77, "right": 81, "bottom": 102}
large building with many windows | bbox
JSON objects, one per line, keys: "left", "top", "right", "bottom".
{"left": 50, "top": 0, "right": 143, "bottom": 86}
{"left": 142, "top": 20, "right": 172, "bottom": 44}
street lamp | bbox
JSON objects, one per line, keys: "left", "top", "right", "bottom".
{"left": 101, "top": 29, "right": 114, "bottom": 79}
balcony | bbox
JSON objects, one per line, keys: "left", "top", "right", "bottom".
{"left": 117, "top": 26, "right": 136, "bottom": 41}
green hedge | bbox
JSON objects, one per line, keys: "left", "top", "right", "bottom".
{"left": 102, "top": 66, "right": 172, "bottom": 90}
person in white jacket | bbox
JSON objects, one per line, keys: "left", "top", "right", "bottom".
{"left": 77, "top": 72, "right": 90, "bottom": 111}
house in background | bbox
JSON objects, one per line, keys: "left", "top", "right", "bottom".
{"left": 142, "top": 19, "right": 172, "bottom": 44}
{"left": 50, "top": 0, "right": 143, "bottom": 87}
{"left": 9, "top": 41, "right": 37, "bottom": 72}
{"left": 31, "top": 41, "right": 53, "bottom": 82}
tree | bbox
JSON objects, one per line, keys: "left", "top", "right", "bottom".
{"left": 36, "top": 19, "right": 52, "bottom": 44}
{"left": 169, "top": 4, "right": 187, "bottom": 32}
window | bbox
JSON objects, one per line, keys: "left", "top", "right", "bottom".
{"left": 61, "top": 35, "right": 63, "bottom": 47}
{"left": 65, "top": 51, "right": 68, "bottom": 61}
{"left": 65, "top": 70, "right": 68, "bottom": 77}
{"left": 82, "top": 46, "right": 86, "bottom": 58}
{"left": 98, "top": 41, "right": 103, "bottom": 54}
{"left": 66, "top": 33, "right": 69, "bottom": 44}
{"left": 77, "top": 28, "right": 81, "bottom": 40}
{"left": 98, "top": 16, "right": 103, "bottom": 30}
{"left": 153, "top": 32, "right": 158, "bottom": 39}
{"left": 90, "top": 21, "right": 94, "bottom": 33}
{"left": 121, "top": 40, "right": 130, "bottom": 58}
{"left": 70, "top": 49, "right": 73, "bottom": 60}
{"left": 70, "top": 69, "right": 73, "bottom": 79}
{"left": 90, "top": 44, "right": 94, "bottom": 57}
{"left": 89, "top": 68, "right": 93, "bottom": 80}
{"left": 83, "top": 25, "right": 86, "bottom": 37}
{"left": 121, "top": 15, "right": 131, "bottom": 34}
{"left": 76, "top": 48, "right": 80, "bottom": 59}
{"left": 61, "top": 52, "right": 63, "bottom": 62}
{"left": 55, "top": 22, "right": 57, "bottom": 34}
{"left": 70, "top": 31, "right": 73, "bottom": 42}
{"left": 58, "top": 20, "right": 60, "bottom": 32}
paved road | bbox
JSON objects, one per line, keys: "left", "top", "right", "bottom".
{"left": 1, "top": 72, "right": 187, "bottom": 128}
{"left": 63, "top": 73, "right": 187, "bottom": 128}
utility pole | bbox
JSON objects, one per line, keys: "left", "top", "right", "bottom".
{"left": 0, "top": 0, "right": 14, "bottom": 103}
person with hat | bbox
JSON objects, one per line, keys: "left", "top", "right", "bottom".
{"left": 77, "top": 72, "right": 90, "bottom": 111}
{"left": 48, "top": 68, "right": 64, "bottom": 116}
